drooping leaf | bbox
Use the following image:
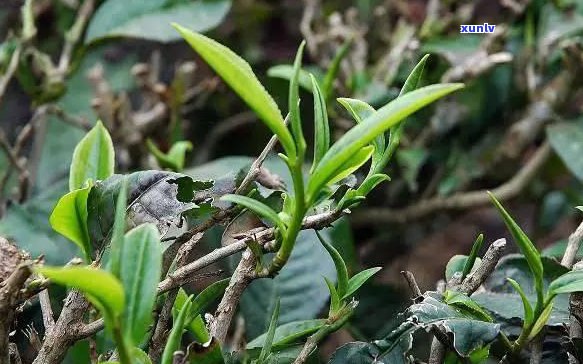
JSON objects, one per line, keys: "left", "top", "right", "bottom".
{"left": 267, "top": 65, "right": 314, "bottom": 92}
{"left": 69, "top": 120, "right": 114, "bottom": 191}
{"left": 87, "top": 171, "right": 201, "bottom": 250}
{"left": 37, "top": 266, "right": 124, "bottom": 330}
{"left": 488, "top": 192, "right": 544, "bottom": 308}
{"left": 507, "top": 278, "right": 534, "bottom": 326}
{"left": 49, "top": 186, "right": 92, "bottom": 261}
{"left": 119, "top": 223, "right": 162, "bottom": 345}
{"left": 86, "top": 0, "right": 230, "bottom": 43}
{"left": 173, "top": 24, "right": 295, "bottom": 157}
{"left": 307, "top": 83, "right": 463, "bottom": 202}
{"left": 343, "top": 267, "right": 382, "bottom": 300}
{"left": 162, "top": 294, "right": 193, "bottom": 364}
{"left": 310, "top": 75, "right": 330, "bottom": 172}
{"left": 146, "top": 139, "right": 193, "bottom": 172}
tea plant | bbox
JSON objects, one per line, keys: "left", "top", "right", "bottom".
{"left": 0, "top": 21, "right": 462, "bottom": 364}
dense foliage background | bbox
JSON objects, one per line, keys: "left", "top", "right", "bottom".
{"left": 2, "top": 0, "right": 583, "bottom": 363}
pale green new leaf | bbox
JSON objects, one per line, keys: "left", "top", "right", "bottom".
{"left": 343, "top": 267, "right": 382, "bottom": 300}
{"left": 162, "top": 294, "right": 193, "bottom": 364}
{"left": 258, "top": 300, "right": 281, "bottom": 364}
{"left": 316, "top": 231, "right": 348, "bottom": 298}
{"left": 173, "top": 24, "right": 294, "bottom": 157}
{"left": 528, "top": 302, "right": 553, "bottom": 340}
{"left": 507, "top": 278, "right": 534, "bottom": 326}
{"left": 325, "top": 277, "right": 341, "bottom": 314}
{"left": 221, "top": 194, "right": 286, "bottom": 233}
{"left": 37, "top": 266, "right": 124, "bottom": 322}
{"left": 289, "top": 41, "right": 307, "bottom": 155}
{"left": 267, "top": 64, "right": 314, "bottom": 91}
{"left": 488, "top": 192, "right": 544, "bottom": 308}
{"left": 308, "top": 83, "right": 463, "bottom": 202}
{"left": 69, "top": 120, "right": 114, "bottom": 191}
{"left": 310, "top": 74, "right": 330, "bottom": 172}
{"left": 327, "top": 145, "right": 374, "bottom": 186}
{"left": 49, "top": 186, "right": 92, "bottom": 261}
{"left": 119, "top": 223, "right": 162, "bottom": 345}
{"left": 146, "top": 139, "right": 193, "bottom": 172}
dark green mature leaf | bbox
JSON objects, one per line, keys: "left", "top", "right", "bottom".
{"left": 549, "top": 270, "right": 583, "bottom": 296}
{"left": 119, "top": 223, "right": 162, "bottom": 344}
{"left": 87, "top": 171, "right": 200, "bottom": 250}
{"left": 311, "top": 75, "right": 330, "bottom": 172}
{"left": 38, "top": 266, "right": 124, "bottom": 330}
{"left": 258, "top": 300, "right": 281, "bottom": 364}
{"left": 488, "top": 192, "right": 544, "bottom": 307}
{"left": 316, "top": 231, "right": 348, "bottom": 298}
{"left": 307, "top": 83, "right": 463, "bottom": 202}
{"left": 547, "top": 123, "right": 583, "bottom": 182}
{"left": 69, "top": 120, "right": 114, "bottom": 191}
{"left": 49, "top": 186, "right": 92, "bottom": 261}
{"left": 343, "top": 267, "right": 382, "bottom": 300}
{"left": 173, "top": 24, "right": 295, "bottom": 157}
{"left": 163, "top": 294, "right": 193, "bottom": 364}
{"left": 462, "top": 234, "right": 484, "bottom": 278}
{"left": 379, "top": 293, "right": 500, "bottom": 357}
{"left": 328, "top": 338, "right": 412, "bottom": 364}
{"left": 443, "top": 291, "right": 492, "bottom": 322}
{"left": 86, "top": 0, "right": 230, "bottom": 43}
{"left": 247, "top": 319, "right": 326, "bottom": 351}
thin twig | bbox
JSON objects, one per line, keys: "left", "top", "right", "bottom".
{"left": 38, "top": 289, "right": 55, "bottom": 331}
{"left": 400, "top": 270, "right": 422, "bottom": 301}
{"left": 0, "top": 46, "right": 21, "bottom": 105}
{"left": 351, "top": 142, "right": 551, "bottom": 225}
{"left": 562, "top": 220, "right": 583, "bottom": 269}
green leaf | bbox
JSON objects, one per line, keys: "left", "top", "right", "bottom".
{"left": 173, "top": 24, "right": 294, "bottom": 157}
{"left": 146, "top": 139, "right": 193, "bottom": 172}
{"left": 322, "top": 39, "right": 352, "bottom": 98}
{"left": 108, "top": 178, "right": 128, "bottom": 278}
{"left": 49, "top": 186, "right": 92, "bottom": 261}
{"left": 186, "top": 338, "right": 225, "bottom": 363}
{"left": 445, "top": 255, "right": 482, "bottom": 282}
{"left": 355, "top": 173, "right": 390, "bottom": 197}
{"left": 462, "top": 234, "right": 484, "bottom": 279}
{"left": 247, "top": 319, "right": 325, "bottom": 351}
{"left": 119, "top": 223, "right": 162, "bottom": 345}
{"left": 289, "top": 41, "right": 307, "bottom": 153}
{"left": 528, "top": 302, "right": 554, "bottom": 340}
{"left": 507, "top": 278, "right": 534, "bottom": 326}
{"left": 37, "top": 266, "right": 124, "bottom": 329}
{"left": 547, "top": 123, "right": 583, "bottom": 182}
{"left": 488, "top": 192, "right": 544, "bottom": 310}
{"left": 343, "top": 267, "right": 382, "bottom": 300}
{"left": 258, "top": 299, "right": 281, "bottom": 364}
{"left": 443, "top": 290, "right": 492, "bottom": 322}
{"left": 307, "top": 83, "right": 463, "bottom": 202}
{"left": 378, "top": 54, "right": 430, "bottom": 174}
{"left": 69, "top": 120, "right": 115, "bottom": 191}
{"left": 549, "top": 270, "right": 583, "bottom": 296}
{"left": 328, "top": 341, "right": 411, "bottom": 364}
{"left": 221, "top": 194, "right": 285, "bottom": 233}
{"left": 267, "top": 65, "right": 314, "bottom": 92}
{"left": 85, "top": 0, "right": 230, "bottom": 44}
{"left": 327, "top": 146, "right": 374, "bottom": 186}
{"left": 190, "top": 278, "right": 230, "bottom": 319}
{"left": 316, "top": 231, "right": 349, "bottom": 298}
{"left": 132, "top": 347, "right": 153, "bottom": 364}
{"left": 162, "top": 294, "right": 193, "bottom": 364}
{"left": 326, "top": 278, "right": 342, "bottom": 316}
{"left": 310, "top": 75, "right": 330, "bottom": 172}
{"left": 336, "top": 98, "right": 383, "bottom": 163}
